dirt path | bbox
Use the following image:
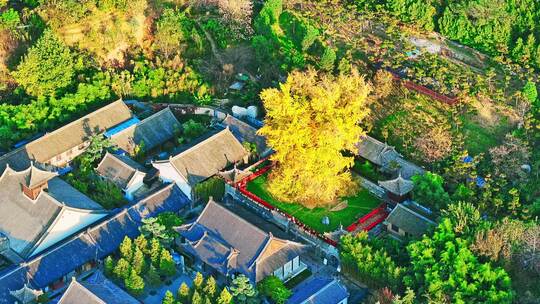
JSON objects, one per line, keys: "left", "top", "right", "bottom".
{"left": 195, "top": 18, "right": 257, "bottom": 82}
{"left": 195, "top": 19, "right": 225, "bottom": 66}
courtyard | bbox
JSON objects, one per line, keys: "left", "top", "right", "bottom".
{"left": 246, "top": 173, "right": 381, "bottom": 233}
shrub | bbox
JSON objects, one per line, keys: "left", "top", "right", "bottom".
{"left": 193, "top": 177, "right": 225, "bottom": 202}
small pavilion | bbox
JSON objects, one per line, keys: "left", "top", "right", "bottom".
{"left": 378, "top": 174, "right": 414, "bottom": 203}
{"left": 9, "top": 284, "right": 43, "bottom": 304}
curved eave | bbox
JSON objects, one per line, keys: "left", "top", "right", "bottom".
{"left": 28, "top": 205, "right": 109, "bottom": 257}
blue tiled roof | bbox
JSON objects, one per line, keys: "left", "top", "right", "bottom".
{"left": 104, "top": 117, "right": 140, "bottom": 138}
{"left": 287, "top": 276, "right": 348, "bottom": 304}
{"left": 0, "top": 184, "right": 190, "bottom": 303}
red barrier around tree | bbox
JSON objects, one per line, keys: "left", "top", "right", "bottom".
{"left": 234, "top": 165, "right": 385, "bottom": 248}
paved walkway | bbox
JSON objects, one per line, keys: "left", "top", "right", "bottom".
{"left": 141, "top": 272, "right": 193, "bottom": 304}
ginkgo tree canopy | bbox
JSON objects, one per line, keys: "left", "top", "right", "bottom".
{"left": 259, "top": 68, "right": 371, "bottom": 206}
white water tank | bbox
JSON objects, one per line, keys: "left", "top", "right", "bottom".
{"left": 247, "top": 106, "right": 258, "bottom": 119}
{"left": 232, "top": 106, "right": 247, "bottom": 118}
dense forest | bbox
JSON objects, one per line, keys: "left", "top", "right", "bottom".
{"left": 354, "top": 0, "right": 540, "bottom": 70}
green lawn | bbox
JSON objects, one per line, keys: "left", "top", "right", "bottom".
{"left": 460, "top": 114, "right": 510, "bottom": 155}
{"left": 246, "top": 174, "right": 381, "bottom": 233}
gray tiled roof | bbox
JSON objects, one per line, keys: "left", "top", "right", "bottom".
{"left": 221, "top": 115, "right": 269, "bottom": 154}
{"left": 111, "top": 107, "right": 181, "bottom": 154}
{"left": 288, "top": 276, "right": 349, "bottom": 304}
{"left": 47, "top": 178, "right": 104, "bottom": 210}
{"left": 218, "top": 167, "right": 252, "bottom": 183}
{"left": 0, "top": 184, "right": 190, "bottom": 304}
{"left": 378, "top": 175, "right": 414, "bottom": 196}
{"left": 168, "top": 128, "right": 247, "bottom": 185}
{"left": 384, "top": 203, "right": 435, "bottom": 237}
{"left": 356, "top": 135, "right": 424, "bottom": 179}
{"left": 96, "top": 152, "right": 146, "bottom": 189}
{"left": 0, "top": 165, "right": 105, "bottom": 258}
{"left": 58, "top": 271, "right": 139, "bottom": 304}
{"left": 28, "top": 100, "right": 131, "bottom": 164}
{"left": 0, "top": 100, "right": 132, "bottom": 173}
{"left": 179, "top": 200, "right": 306, "bottom": 282}
{"left": 0, "top": 148, "right": 33, "bottom": 174}
{"left": 26, "top": 165, "right": 57, "bottom": 188}
{"left": 57, "top": 279, "right": 105, "bottom": 304}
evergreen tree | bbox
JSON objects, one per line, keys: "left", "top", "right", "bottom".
{"left": 162, "top": 290, "right": 175, "bottom": 304}
{"left": 159, "top": 248, "right": 176, "bottom": 276}
{"left": 193, "top": 272, "right": 204, "bottom": 290}
{"left": 230, "top": 275, "right": 257, "bottom": 303}
{"left": 340, "top": 233, "right": 402, "bottom": 290}
{"left": 134, "top": 234, "right": 149, "bottom": 254}
{"left": 140, "top": 217, "right": 169, "bottom": 241}
{"left": 125, "top": 268, "right": 145, "bottom": 296}
{"left": 412, "top": 172, "right": 451, "bottom": 210}
{"left": 113, "top": 258, "right": 131, "bottom": 280}
{"left": 104, "top": 256, "right": 115, "bottom": 277}
{"left": 319, "top": 47, "right": 336, "bottom": 72}
{"left": 13, "top": 29, "right": 76, "bottom": 96}
{"left": 301, "top": 24, "right": 319, "bottom": 52}
{"left": 119, "top": 236, "right": 133, "bottom": 262}
{"left": 217, "top": 288, "right": 233, "bottom": 304}
{"left": 150, "top": 238, "right": 162, "bottom": 267}
{"left": 178, "top": 282, "right": 191, "bottom": 301}
{"left": 192, "top": 290, "right": 203, "bottom": 304}
{"left": 132, "top": 248, "right": 146, "bottom": 274}
{"left": 146, "top": 265, "right": 161, "bottom": 287}
{"left": 203, "top": 276, "right": 217, "bottom": 298}
{"left": 406, "top": 219, "right": 514, "bottom": 303}
{"left": 523, "top": 34, "right": 536, "bottom": 62}
{"left": 522, "top": 81, "right": 538, "bottom": 103}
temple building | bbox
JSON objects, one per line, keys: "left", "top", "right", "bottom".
{"left": 96, "top": 152, "right": 148, "bottom": 201}
{"left": 378, "top": 174, "right": 414, "bottom": 203}
{"left": 0, "top": 184, "right": 190, "bottom": 303}
{"left": 384, "top": 202, "right": 436, "bottom": 239}
{"left": 58, "top": 271, "right": 139, "bottom": 304}
{"left": 0, "top": 100, "right": 133, "bottom": 173}
{"left": 153, "top": 128, "right": 248, "bottom": 199}
{"left": 356, "top": 135, "right": 424, "bottom": 179}
{"left": 109, "top": 107, "right": 181, "bottom": 155}
{"left": 220, "top": 114, "right": 270, "bottom": 156}
{"left": 177, "top": 199, "right": 308, "bottom": 283}
{"left": 0, "top": 164, "right": 108, "bottom": 260}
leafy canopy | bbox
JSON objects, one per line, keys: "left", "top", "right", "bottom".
{"left": 13, "top": 29, "right": 76, "bottom": 97}
{"left": 405, "top": 219, "right": 514, "bottom": 303}
{"left": 259, "top": 68, "right": 371, "bottom": 206}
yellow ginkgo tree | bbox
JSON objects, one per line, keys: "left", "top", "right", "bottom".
{"left": 259, "top": 68, "right": 371, "bottom": 207}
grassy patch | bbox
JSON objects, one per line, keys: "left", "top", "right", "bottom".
{"left": 460, "top": 114, "right": 510, "bottom": 155}
{"left": 246, "top": 174, "right": 381, "bottom": 233}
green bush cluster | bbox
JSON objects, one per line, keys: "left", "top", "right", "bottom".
{"left": 252, "top": 0, "right": 334, "bottom": 74}
{"left": 105, "top": 235, "right": 177, "bottom": 296}
{"left": 355, "top": 0, "right": 540, "bottom": 70}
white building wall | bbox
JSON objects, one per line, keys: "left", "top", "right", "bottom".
{"left": 124, "top": 172, "right": 146, "bottom": 201}
{"left": 152, "top": 161, "right": 192, "bottom": 199}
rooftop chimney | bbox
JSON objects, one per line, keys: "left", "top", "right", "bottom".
{"left": 22, "top": 165, "right": 57, "bottom": 200}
